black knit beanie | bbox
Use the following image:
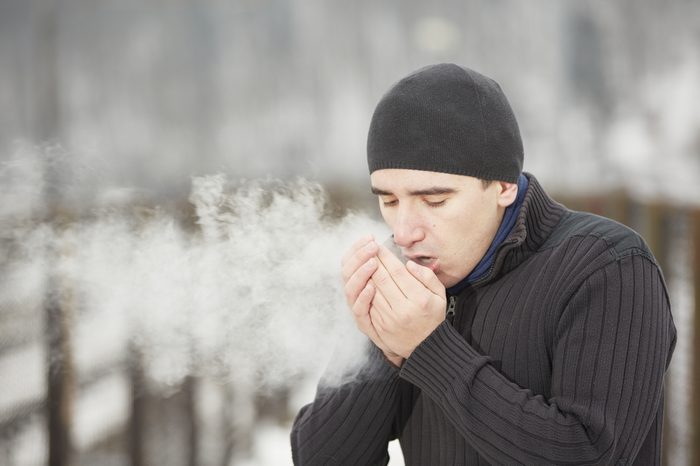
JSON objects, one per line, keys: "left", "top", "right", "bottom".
{"left": 367, "top": 63, "right": 523, "bottom": 183}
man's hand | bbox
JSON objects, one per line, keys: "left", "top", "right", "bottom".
{"left": 369, "top": 245, "right": 446, "bottom": 359}
{"left": 341, "top": 236, "right": 404, "bottom": 366}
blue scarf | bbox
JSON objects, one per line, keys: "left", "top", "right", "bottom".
{"left": 447, "top": 174, "right": 529, "bottom": 295}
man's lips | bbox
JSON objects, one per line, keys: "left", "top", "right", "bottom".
{"left": 406, "top": 255, "right": 440, "bottom": 272}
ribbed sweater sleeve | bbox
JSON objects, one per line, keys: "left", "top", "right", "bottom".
{"left": 291, "top": 344, "right": 403, "bottom": 465}
{"left": 399, "top": 254, "right": 674, "bottom": 465}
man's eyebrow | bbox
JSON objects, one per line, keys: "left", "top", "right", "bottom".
{"left": 371, "top": 186, "right": 392, "bottom": 195}
{"left": 370, "top": 186, "right": 457, "bottom": 196}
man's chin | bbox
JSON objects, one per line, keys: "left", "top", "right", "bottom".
{"left": 437, "top": 272, "right": 457, "bottom": 289}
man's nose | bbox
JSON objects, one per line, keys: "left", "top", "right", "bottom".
{"left": 392, "top": 206, "right": 424, "bottom": 248}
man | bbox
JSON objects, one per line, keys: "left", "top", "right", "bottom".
{"left": 291, "top": 63, "right": 676, "bottom": 465}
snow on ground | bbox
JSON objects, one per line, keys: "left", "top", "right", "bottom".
{"left": 73, "top": 371, "right": 130, "bottom": 451}
{"left": 0, "top": 343, "right": 44, "bottom": 417}
{"left": 240, "top": 421, "right": 405, "bottom": 466}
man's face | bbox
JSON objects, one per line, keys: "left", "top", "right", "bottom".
{"left": 370, "top": 169, "right": 512, "bottom": 288}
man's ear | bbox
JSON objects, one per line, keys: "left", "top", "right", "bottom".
{"left": 497, "top": 181, "right": 518, "bottom": 208}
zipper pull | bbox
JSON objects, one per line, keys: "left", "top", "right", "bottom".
{"left": 446, "top": 295, "right": 456, "bottom": 323}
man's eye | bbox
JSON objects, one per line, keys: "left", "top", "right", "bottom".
{"left": 425, "top": 199, "right": 446, "bottom": 207}
{"left": 382, "top": 199, "right": 398, "bottom": 207}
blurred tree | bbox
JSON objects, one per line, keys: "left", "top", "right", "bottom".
{"left": 31, "top": 0, "right": 74, "bottom": 465}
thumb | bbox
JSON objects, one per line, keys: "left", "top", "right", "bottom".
{"left": 406, "top": 260, "right": 445, "bottom": 298}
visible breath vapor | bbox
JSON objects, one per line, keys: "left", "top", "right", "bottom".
{"left": 1, "top": 152, "right": 389, "bottom": 391}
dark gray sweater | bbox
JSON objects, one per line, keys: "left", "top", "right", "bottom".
{"left": 291, "top": 174, "right": 677, "bottom": 465}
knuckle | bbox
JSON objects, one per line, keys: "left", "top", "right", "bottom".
{"left": 345, "top": 296, "right": 355, "bottom": 310}
{"left": 344, "top": 288, "right": 358, "bottom": 306}
{"left": 353, "top": 300, "right": 369, "bottom": 316}
{"left": 363, "top": 258, "right": 377, "bottom": 273}
{"left": 397, "top": 314, "right": 411, "bottom": 327}
{"left": 431, "top": 296, "right": 446, "bottom": 313}
{"left": 341, "top": 261, "right": 356, "bottom": 281}
{"left": 417, "top": 294, "right": 431, "bottom": 309}
{"left": 343, "top": 279, "right": 353, "bottom": 294}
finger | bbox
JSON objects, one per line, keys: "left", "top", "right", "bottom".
{"left": 341, "top": 235, "right": 375, "bottom": 270}
{"left": 352, "top": 286, "right": 375, "bottom": 334}
{"left": 377, "top": 244, "right": 440, "bottom": 302}
{"left": 351, "top": 287, "right": 392, "bottom": 353}
{"left": 368, "top": 290, "right": 396, "bottom": 335}
{"left": 369, "top": 303, "right": 390, "bottom": 335}
{"left": 377, "top": 244, "right": 425, "bottom": 298}
{"left": 341, "top": 239, "right": 379, "bottom": 283}
{"left": 370, "top": 285, "right": 393, "bottom": 315}
{"left": 370, "top": 257, "right": 408, "bottom": 304}
{"left": 371, "top": 243, "right": 423, "bottom": 303}
{"left": 344, "top": 257, "right": 378, "bottom": 307}
{"left": 355, "top": 311, "right": 386, "bottom": 352}
{"left": 351, "top": 281, "right": 375, "bottom": 318}
{"left": 376, "top": 244, "right": 410, "bottom": 281}
{"left": 406, "top": 260, "right": 445, "bottom": 297}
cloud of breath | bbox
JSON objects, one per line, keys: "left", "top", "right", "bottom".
{"left": 1, "top": 152, "right": 389, "bottom": 392}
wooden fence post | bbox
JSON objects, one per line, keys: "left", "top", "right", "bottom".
{"left": 183, "top": 375, "right": 199, "bottom": 466}
{"left": 691, "top": 209, "right": 700, "bottom": 466}
{"left": 642, "top": 203, "right": 673, "bottom": 464}
{"left": 128, "top": 343, "right": 146, "bottom": 466}
{"left": 643, "top": 203, "right": 668, "bottom": 272}
{"left": 45, "top": 267, "right": 73, "bottom": 466}
{"left": 33, "top": 0, "right": 70, "bottom": 459}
